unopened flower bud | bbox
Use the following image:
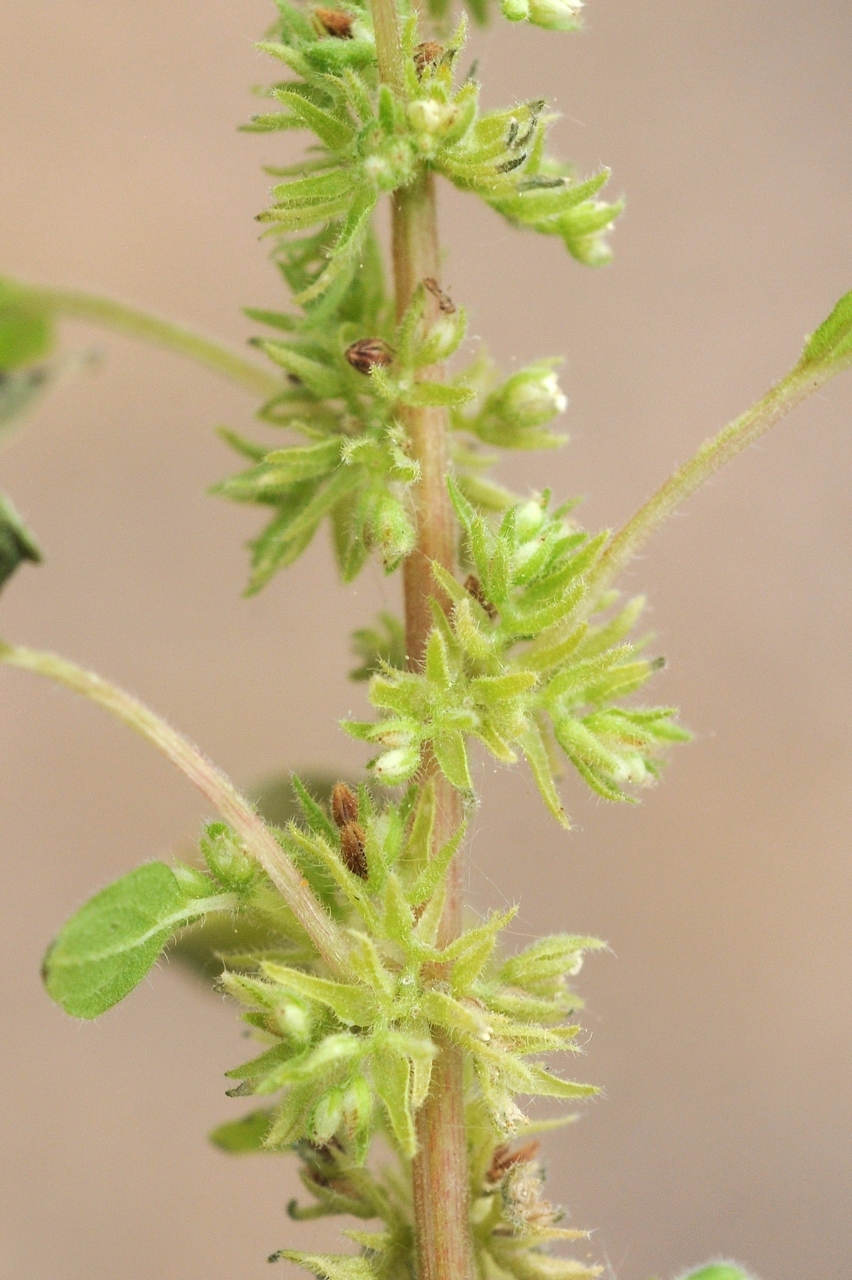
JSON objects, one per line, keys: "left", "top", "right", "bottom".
{"left": 172, "top": 863, "right": 219, "bottom": 899}
{"left": 407, "top": 98, "right": 458, "bottom": 137}
{"left": 370, "top": 492, "right": 415, "bottom": 569}
{"left": 502, "top": 366, "right": 567, "bottom": 429}
{"left": 513, "top": 499, "right": 546, "bottom": 542}
{"left": 311, "top": 1089, "right": 344, "bottom": 1145}
{"left": 341, "top": 1075, "right": 373, "bottom": 1139}
{"left": 201, "top": 822, "right": 255, "bottom": 890}
{"left": 271, "top": 999, "right": 311, "bottom": 1042}
{"left": 372, "top": 745, "right": 420, "bottom": 785}
{"left": 501, "top": 0, "right": 583, "bottom": 28}
{"left": 423, "top": 314, "right": 462, "bottom": 362}
{"left": 528, "top": 0, "right": 583, "bottom": 29}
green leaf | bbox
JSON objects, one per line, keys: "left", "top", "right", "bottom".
{"left": 517, "top": 720, "right": 568, "bottom": 827}
{"left": 209, "top": 1108, "right": 276, "bottom": 1153}
{"left": 269, "top": 1250, "right": 379, "bottom": 1280}
{"left": 371, "top": 1046, "right": 417, "bottom": 1157}
{"left": 400, "top": 380, "right": 475, "bottom": 409}
{"left": 272, "top": 89, "right": 355, "bottom": 151}
{"left": 432, "top": 729, "right": 473, "bottom": 791}
{"left": 448, "top": 909, "right": 516, "bottom": 995}
{"left": 800, "top": 289, "right": 852, "bottom": 371}
{"left": 0, "top": 493, "right": 41, "bottom": 591}
{"left": 260, "top": 962, "right": 378, "bottom": 1026}
{"left": 43, "top": 862, "right": 223, "bottom": 1018}
{"left": 407, "top": 821, "right": 466, "bottom": 906}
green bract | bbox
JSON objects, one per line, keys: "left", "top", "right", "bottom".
{"left": 211, "top": 1, "right": 620, "bottom": 592}
{"left": 346, "top": 482, "right": 688, "bottom": 822}
{"left": 219, "top": 780, "right": 600, "bottom": 1159}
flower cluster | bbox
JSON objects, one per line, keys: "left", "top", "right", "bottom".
{"left": 218, "top": 780, "right": 600, "bottom": 1158}
{"left": 347, "top": 482, "right": 688, "bottom": 823}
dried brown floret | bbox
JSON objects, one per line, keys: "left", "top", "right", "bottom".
{"left": 314, "top": 7, "right": 354, "bottom": 38}
{"left": 345, "top": 338, "right": 395, "bottom": 374}
{"left": 331, "top": 782, "right": 359, "bottom": 829}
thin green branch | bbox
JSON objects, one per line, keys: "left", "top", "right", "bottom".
{"left": 0, "top": 277, "right": 281, "bottom": 399}
{"left": 588, "top": 357, "right": 847, "bottom": 605}
{"left": 0, "top": 641, "right": 351, "bottom": 978}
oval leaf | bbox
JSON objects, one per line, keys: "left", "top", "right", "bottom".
{"left": 43, "top": 862, "right": 200, "bottom": 1018}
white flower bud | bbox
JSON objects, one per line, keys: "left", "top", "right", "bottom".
{"left": 407, "top": 98, "right": 458, "bottom": 136}
{"left": 373, "top": 745, "right": 421, "bottom": 785}
{"left": 527, "top": 0, "right": 583, "bottom": 30}
{"left": 311, "top": 1089, "right": 344, "bottom": 1145}
{"left": 502, "top": 366, "right": 568, "bottom": 429}
{"left": 201, "top": 822, "right": 255, "bottom": 889}
{"left": 514, "top": 498, "right": 546, "bottom": 541}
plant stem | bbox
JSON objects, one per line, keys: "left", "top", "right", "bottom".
{"left": 396, "top": 168, "right": 475, "bottom": 1280}
{"left": 0, "top": 277, "right": 280, "bottom": 399}
{"left": 369, "top": 0, "right": 474, "bottom": 1273}
{"left": 0, "top": 642, "right": 352, "bottom": 978}
{"left": 586, "top": 361, "right": 841, "bottom": 606}
{"left": 371, "top": 3, "right": 475, "bottom": 1274}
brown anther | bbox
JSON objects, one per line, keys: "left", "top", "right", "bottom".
{"left": 485, "top": 1139, "right": 541, "bottom": 1186}
{"left": 340, "top": 822, "right": 368, "bottom": 879}
{"left": 314, "top": 7, "right": 354, "bottom": 37}
{"left": 414, "top": 40, "right": 444, "bottom": 77}
{"left": 423, "top": 276, "right": 456, "bottom": 315}
{"left": 331, "top": 781, "right": 359, "bottom": 829}
{"left": 464, "top": 573, "right": 497, "bottom": 620}
{"left": 345, "top": 338, "right": 395, "bottom": 375}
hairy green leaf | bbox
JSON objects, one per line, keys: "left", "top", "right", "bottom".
{"left": 43, "top": 863, "right": 228, "bottom": 1018}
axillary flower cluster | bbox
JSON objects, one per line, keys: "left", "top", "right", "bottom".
{"left": 1, "top": 0, "right": 850, "bottom": 1278}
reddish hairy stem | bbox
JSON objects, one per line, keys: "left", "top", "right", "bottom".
{"left": 393, "top": 161, "right": 475, "bottom": 1280}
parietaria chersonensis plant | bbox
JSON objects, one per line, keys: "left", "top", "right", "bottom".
{"left": 1, "top": 2, "right": 850, "bottom": 1279}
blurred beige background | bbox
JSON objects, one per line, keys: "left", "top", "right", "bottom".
{"left": 1, "top": 2, "right": 850, "bottom": 1278}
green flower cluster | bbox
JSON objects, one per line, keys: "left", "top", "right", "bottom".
{"left": 347, "top": 481, "right": 688, "bottom": 824}
{"left": 251, "top": 3, "right": 619, "bottom": 292}
{"left": 212, "top": 1, "right": 620, "bottom": 593}
{"left": 219, "top": 779, "right": 600, "bottom": 1158}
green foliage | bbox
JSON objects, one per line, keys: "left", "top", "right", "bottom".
{"left": 42, "top": 862, "right": 238, "bottom": 1018}
{"left": 10, "top": 2, "right": 846, "bottom": 1279}
{"left": 208, "top": 0, "right": 619, "bottom": 591}
{"left": 346, "top": 482, "right": 687, "bottom": 822}
{"left": 800, "top": 288, "right": 852, "bottom": 373}
{"left": 210, "top": 1108, "right": 277, "bottom": 1153}
{"left": 207, "top": 780, "right": 600, "bottom": 1162}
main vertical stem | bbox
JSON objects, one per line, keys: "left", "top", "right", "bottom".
{"left": 373, "top": 5, "right": 474, "bottom": 1277}
{"left": 393, "top": 175, "right": 474, "bottom": 1280}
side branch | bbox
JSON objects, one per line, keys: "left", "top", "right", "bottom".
{"left": 0, "top": 278, "right": 280, "bottom": 399}
{"left": 0, "top": 642, "right": 351, "bottom": 977}
{"left": 588, "top": 360, "right": 844, "bottom": 604}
